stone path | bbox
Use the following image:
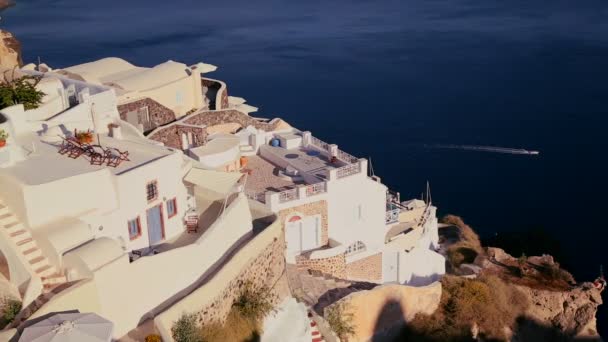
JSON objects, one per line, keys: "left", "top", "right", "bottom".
{"left": 286, "top": 264, "right": 376, "bottom": 315}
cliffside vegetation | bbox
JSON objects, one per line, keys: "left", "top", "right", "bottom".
{"left": 403, "top": 215, "right": 602, "bottom": 341}
{"left": 172, "top": 281, "right": 273, "bottom": 342}
{"left": 0, "top": 296, "right": 21, "bottom": 329}
{"left": 325, "top": 300, "right": 355, "bottom": 340}
{"left": 399, "top": 275, "right": 529, "bottom": 341}
{"left": 440, "top": 215, "right": 483, "bottom": 271}
{"left": 0, "top": 69, "right": 45, "bottom": 110}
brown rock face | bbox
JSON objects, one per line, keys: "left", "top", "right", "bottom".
{"left": 517, "top": 283, "right": 603, "bottom": 338}
{"left": 0, "top": 30, "right": 23, "bottom": 69}
{"left": 0, "top": 0, "right": 15, "bottom": 12}
{"left": 480, "top": 248, "right": 603, "bottom": 339}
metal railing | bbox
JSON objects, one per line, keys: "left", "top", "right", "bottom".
{"left": 336, "top": 163, "right": 361, "bottom": 179}
{"left": 306, "top": 182, "right": 327, "bottom": 196}
{"left": 385, "top": 208, "right": 400, "bottom": 224}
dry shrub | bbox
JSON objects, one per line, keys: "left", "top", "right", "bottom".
{"left": 539, "top": 262, "right": 574, "bottom": 284}
{"left": 404, "top": 275, "right": 529, "bottom": 341}
{"left": 172, "top": 313, "right": 203, "bottom": 342}
{"left": 447, "top": 246, "right": 478, "bottom": 269}
{"left": 233, "top": 281, "right": 273, "bottom": 323}
{"left": 201, "top": 309, "right": 259, "bottom": 342}
{"left": 145, "top": 334, "right": 162, "bottom": 342}
{"left": 440, "top": 215, "right": 483, "bottom": 253}
{"left": 325, "top": 300, "right": 355, "bottom": 341}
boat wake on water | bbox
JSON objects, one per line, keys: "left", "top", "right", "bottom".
{"left": 424, "top": 144, "right": 540, "bottom": 155}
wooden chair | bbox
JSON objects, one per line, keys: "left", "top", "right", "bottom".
{"left": 87, "top": 145, "right": 106, "bottom": 166}
{"left": 185, "top": 213, "right": 198, "bottom": 233}
{"left": 66, "top": 140, "right": 85, "bottom": 159}
{"left": 103, "top": 148, "right": 122, "bottom": 167}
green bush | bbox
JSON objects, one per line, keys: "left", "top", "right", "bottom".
{"left": 2, "top": 299, "right": 21, "bottom": 323}
{"left": 233, "top": 281, "right": 273, "bottom": 323}
{"left": 447, "top": 245, "right": 478, "bottom": 269}
{"left": 0, "top": 70, "right": 46, "bottom": 110}
{"left": 172, "top": 313, "right": 203, "bottom": 342}
{"left": 325, "top": 300, "right": 355, "bottom": 340}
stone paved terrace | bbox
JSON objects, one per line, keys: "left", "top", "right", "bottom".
{"left": 243, "top": 155, "right": 304, "bottom": 194}
{"left": 286, "top": 264, "right": 377, "bottom": 315}
{"left": 260, "top": 145, "right": 345, "bottom": 178}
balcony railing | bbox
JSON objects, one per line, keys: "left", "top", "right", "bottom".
{"left": 306, "top": 182, "right": 327, "bottom": 196}
{"left": 245, "top": 191, "right": 266, "bottom": 204}
{"left": 336, "top": 163, "right": 361, "bottom": 179}
{"left": 337, "top": 149, "right": 358, "bottom": 164}
{"left": 278, "top": 187, "right": 299, "bottom": 203}
{"left": 385, "top": 208, "right": 400, "bottom": 225}
{"left": 310, "top": 136, "right": 330, "bottom": 152}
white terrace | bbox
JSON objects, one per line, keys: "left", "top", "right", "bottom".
{"left": 244, "top": 131, "right": 367, "bottom": 212}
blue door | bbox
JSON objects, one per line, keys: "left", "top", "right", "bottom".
{"left": 147, "top": 205, "right": 164, "bottom": 245}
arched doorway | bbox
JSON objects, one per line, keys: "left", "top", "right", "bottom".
{"left": 285, "top": 214, "right": 322, "bottom": 255}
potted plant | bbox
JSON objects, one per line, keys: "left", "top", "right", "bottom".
{"left": 75, "top": 130, "right": 93, "bottom": 144}
{"left": 0, "top": 129, "right": 8, "bottom": 148}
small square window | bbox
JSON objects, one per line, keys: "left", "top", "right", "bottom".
{"left": 146, "top": 181, "right": 158, "bottom": 202}
{"left": 128, "top": 217, "right": 141, "bottom": 240}
{"left": 166, "top": 198, "right": 177, "bottom": 218}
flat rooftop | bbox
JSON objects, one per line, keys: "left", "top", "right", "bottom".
{"left": 243, "top": 155, "right": 303, "bottom": 194}
{"left": 259, "top": 145, "right": 345, "bottom": 179}
{"left": 2, "top": 133, "right": 176, "bottom": 185}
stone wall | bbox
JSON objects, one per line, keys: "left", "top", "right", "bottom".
{"left": 147, "top": 124, "right": 205, "bottom": 150}
{"left": 346, "top": 253, "right": 382, "bottom": 283}
{"left": 194, "top": 233, "right": 288, "bottom": 326}
{"left": 117, "top": 98, "right": 176, "bottom": 133}
{"left": 219, "top": 87, "right": 229, "bottom": 110}
{"left": 183, "top": 109, "right": 285, "bottom": 132}
{"left": 0, "top": 30, "right": 22, "bottom": 69}
{"left": 278, "top": 200, "right": 329, "bottom": 246}
{"left": 296, "top": 252, "right": 346, "bottom": 279}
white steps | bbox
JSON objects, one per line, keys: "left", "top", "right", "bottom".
{"left": 0, "top": 200, "right": 66, "bottom": 294}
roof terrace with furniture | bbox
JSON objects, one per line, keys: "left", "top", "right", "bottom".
{"left": 243, "top": 130, "right": 367, "bottom": 211}
{"left": 0, "top": 130, "right": 176, "bottom": 186}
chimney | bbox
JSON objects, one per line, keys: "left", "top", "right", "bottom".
{"left": 108, "top": 123, "right": 123, "bottom": 139}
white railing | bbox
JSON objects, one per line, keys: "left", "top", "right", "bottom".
{"left": 385, "top": 208, "right": 400, "bottom": 224}
{"left": 306, "top": 182, "right": 327, "bottom": 196}
{"left": 337, "top": 149, "right": 358, "bottom": 164}
{"left": 278, "top": 187, "right": 299, "bottom": 203}
{"left": 310, "top": 136, "right": 330, "bottom": 152}
{"left": 336, "top": 163, "right": 361, "bottom": 179}
{"left": 245, "top": 191, "right": 266, "bottom": 204}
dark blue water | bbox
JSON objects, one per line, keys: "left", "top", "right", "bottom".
{"left": 3, "top": 0, "right": 607, "bottom": 335}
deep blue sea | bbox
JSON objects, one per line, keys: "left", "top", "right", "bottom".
{"left": 2, "top": 0, "right": 607, "bottom": 335}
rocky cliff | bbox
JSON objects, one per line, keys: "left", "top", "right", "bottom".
{"left": 325, "top": 282, "right": 442, "bottom": 342}
{"left": 438, "top": 216, "right": 604, "bottom": 341}
{"left": 0, "top": 29, "right": 22, "bottom": 69}
{"left": 477, "top": 247, "right": 604, "bottom": 340}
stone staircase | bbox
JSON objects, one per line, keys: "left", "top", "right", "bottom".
{"left": 0, "top": 201, "right": 67, "bottom": 290}
{"left": 0, "top": 200, "right": 69, "bottom": 328}
{"left": 286, "top": 264, "right": 376, "bottom": 315}
{"left": 307, "top": 310, "right": 325, "bottom": 342}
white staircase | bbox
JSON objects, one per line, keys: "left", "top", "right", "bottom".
{"left": 0, "top": 201, "right": 67, "bottom": 291}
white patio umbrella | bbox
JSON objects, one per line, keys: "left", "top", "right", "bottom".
{"left": 19, "top": 312, "right": 113, "bottom": 342}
